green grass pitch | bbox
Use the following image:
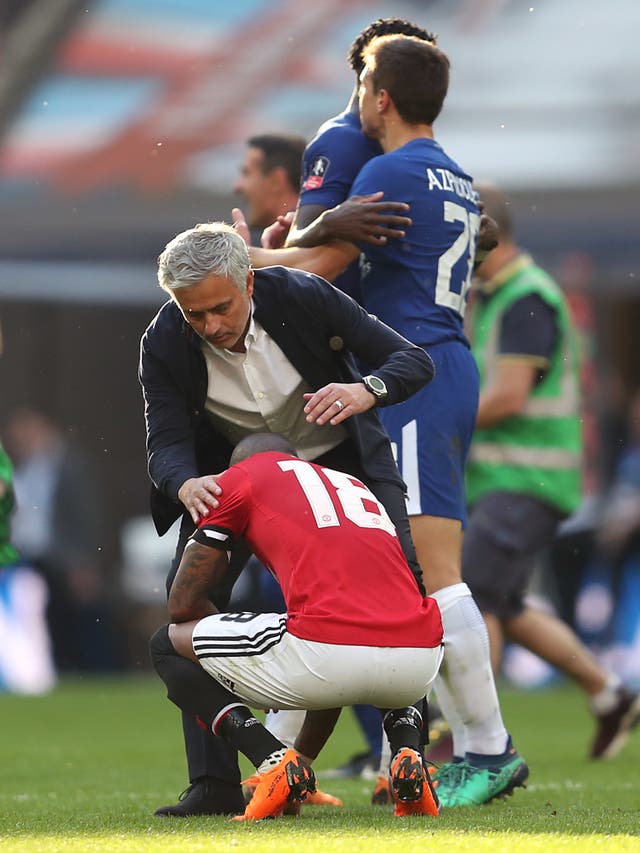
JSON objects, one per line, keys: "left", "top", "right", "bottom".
{"left": 0, "top": 676, "right": 639, "bottom": 852}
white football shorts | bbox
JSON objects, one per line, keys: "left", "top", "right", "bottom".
{"left": 192, "top": 611, "right": 443, "bottom": 711}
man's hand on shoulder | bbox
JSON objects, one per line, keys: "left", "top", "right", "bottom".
{"left": 178, "top": 475, "right": 224, "bottom": 524}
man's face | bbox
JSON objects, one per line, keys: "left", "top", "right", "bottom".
{"left": 172, "top": 270, "right": 254, "bottom": 353}
{"left": 233, "top": 146, "right": 273, "bottom": 228}
{"left": 358, "top": 68, "right": 382, "bottom": 139}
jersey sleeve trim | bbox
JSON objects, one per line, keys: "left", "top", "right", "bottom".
{"left": 191, "top": 525, "right": 235, "bottom": 550}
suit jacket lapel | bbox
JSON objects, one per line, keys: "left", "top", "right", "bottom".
{"left": 252, "top": 289, "right": 326, "bottom": 388}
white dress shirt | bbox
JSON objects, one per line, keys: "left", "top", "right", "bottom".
{"left": 202, "top": 307, "right": 347, "bottom": 461}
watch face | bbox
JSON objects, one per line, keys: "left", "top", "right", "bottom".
{"left": 366, "top": 375, "right": 386, "bottom": 395}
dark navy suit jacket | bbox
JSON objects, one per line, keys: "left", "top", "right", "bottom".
{"left": 139, "top": 266, "right": 434, "bottom": 536}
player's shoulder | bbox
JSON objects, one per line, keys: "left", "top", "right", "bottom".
{"left": 305, "top": 112, "right": 377, "bottom": 165}
{"left": 424, "top": 140, "right": 474, "bottom": 182}
{"left": 216, "top": 462, "right": 248, "bottom": 490}
{"left": 353, "top": 150, "right": 401, "bottom": 188}
{"left": 309, "top": 110, "right": 361, "bottom": 143}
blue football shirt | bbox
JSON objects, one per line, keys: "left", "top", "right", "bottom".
{"left": 350, "top": 138, "right": 480, "bottom": 348}
{"left": 300, "top": 110, "right": 381, "bottom": 302}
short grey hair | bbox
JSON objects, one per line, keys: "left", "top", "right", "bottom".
{"left": 157, "top": 222, "right": 251, "bottom": 292}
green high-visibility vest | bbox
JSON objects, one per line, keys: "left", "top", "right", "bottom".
{"left": 466, "top": 255, "right": 582, "bottom": 515}
{"left": 0, "top": 443, "right": 20, "bottom": 567}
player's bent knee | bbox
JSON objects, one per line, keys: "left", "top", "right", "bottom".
{"left": 149, "top": 623, "right": 174, "bottom": 666}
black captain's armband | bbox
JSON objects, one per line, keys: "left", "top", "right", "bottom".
{"left": 190, "top": 525, "right": 235, "bottom": 550}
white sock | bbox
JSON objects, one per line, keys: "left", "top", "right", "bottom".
{"left": 264, "top": 709, "right": 306, "bottom": 748}
{"left": 376, "top": 727, "right": 391, "bottom": 776}
{"left": 431, "top": 582, "right": 509, "bottom": 756}
{"left": 433, "top": 673, "right": 466, "bottom": 759}
{"left": 590, "top": 674, "right": 623, "bottom": 715}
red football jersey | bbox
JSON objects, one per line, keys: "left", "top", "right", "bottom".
{"left": 196, "top": 452, "right": 442, "bottom": 648}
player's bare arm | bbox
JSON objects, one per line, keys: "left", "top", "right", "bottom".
{"left": 168, "top": 539, "right": 226, "bottom": 624}
{"left": 294, "top": 708, "right": 343, "bottom": 761}
{"left": 475, "top": 358, "right": 539, "bottom": 428}
{"left": 232, "top": 206, "right": 356, "bottom": 280}
{"left": 249, "top": 240, "right": 357, "bottom": 282}
{"left": 287, "top": 193, "right": 412, "bottom": 248}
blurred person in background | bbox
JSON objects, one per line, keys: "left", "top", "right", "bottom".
{"left": 0, "top": 321, "right": 55, "bottom": 693}
{"left": 591, "top": 389, "right": 640, "bottom": 677}
{"left": 139, "top": 222, "right": 434, "bottom": 817}
{"left": 596, "top": 390, "right": 640, "bottom": 564}
{"left": 5, "top": 407, "right": 120, "bottom": 673}
{"left": 233, "top": 133, "right": 306, "bottom": 244}
{"left": 0, "top": 439, "right": 55, "bottom": 694}
{"left": 463, "top": 182, "right": 640, "bottom": 767}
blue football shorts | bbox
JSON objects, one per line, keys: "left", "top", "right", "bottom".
{"left": 380, "top": 340, "right": 479, "bottom": 524}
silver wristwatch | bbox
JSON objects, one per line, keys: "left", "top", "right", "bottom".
{"left": 361, "top": 374, "right": 388, "bottom": 405}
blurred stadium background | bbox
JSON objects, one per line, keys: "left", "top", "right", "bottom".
{"left": 0, "top": 0, "right": 638, "bottom": 682}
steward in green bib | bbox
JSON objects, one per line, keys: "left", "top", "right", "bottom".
{"left": 466, "top": 253, "right": 582, "bottom": 516}
{"left": 459, "top": 184, "right": 640, "bottom": 765}
{"left": 0, "top": 443, "right": 20, "bottom": 568}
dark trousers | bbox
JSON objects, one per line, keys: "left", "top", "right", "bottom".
{"left": 166, "top": 439, "right": 421, "bottom": 784}
{"left": 166, "top": 521, "right": 250, "bottom": 785}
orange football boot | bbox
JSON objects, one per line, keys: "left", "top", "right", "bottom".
{"left": 371, "top": 773, "right": 393, "bottom": 805}
{"left": 390, "top": 748, "right": 440, "bottom": 817}
{"left": 233, "top": 749, "right": 316, "bottom": 821}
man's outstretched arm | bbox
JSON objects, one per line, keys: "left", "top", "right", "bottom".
{"left": 287, "top": 193, "right": 411, "bottom": 248}
{"left": 232, "top": 207, "right": 358, "bottom": 281}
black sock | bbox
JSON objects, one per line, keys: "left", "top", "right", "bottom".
{"left": 150, "top": 625, "right": 286, "bottom": 769}
{"left": 218, "top": 706, "right": 286, "bottom": 769}
{"left": 149, "top": 624, "right": 238, "bottom": 730}
{"left": 383, "top": 706, "right": 423, "bottom": 755}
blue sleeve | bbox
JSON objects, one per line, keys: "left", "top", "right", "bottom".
{"left": 499, "top": 295, "right": 558, "bottom": 360}
{"left": 299, "top": 125, "right": 377, "bottom": 209}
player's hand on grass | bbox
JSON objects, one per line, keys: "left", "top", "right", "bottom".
{"left": 321, "top": 192, "right": 411, "bottom": 246}
{"left": 178, "top": 474, "right": 224, "bottom": 523}
{"left": 303, "top": 382, "right": 377, "bottom": 426}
